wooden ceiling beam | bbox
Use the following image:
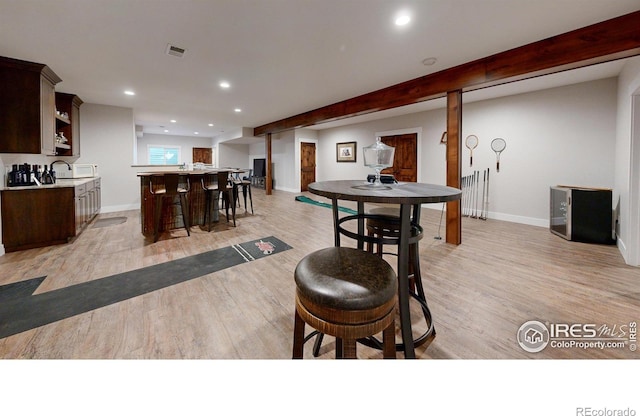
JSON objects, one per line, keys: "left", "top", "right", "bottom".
{"left": 253, "top": 10, "right": 640, "bottom": 136}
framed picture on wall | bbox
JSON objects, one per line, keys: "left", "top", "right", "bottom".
{"left": 336, "top": 141, "right": 357, "bottom": 162}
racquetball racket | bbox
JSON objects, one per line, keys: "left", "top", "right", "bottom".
{"left": 465, "top": 135, "right": 478, "bottom": 166}
{"left": 491, "top": 138, "right": 506, "bottom": 172}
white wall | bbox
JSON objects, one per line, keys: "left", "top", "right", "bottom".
{"left": 136, "top": 133, "right": 213, "bottom": 165}
{"left": 78, "top": 103, "right": 138, "bottom": 213}
{"left": 317, "top": 78, "right": 618, "bottom": 227}
{"left": 269, "top": 131, "right": 297, "bottom": 192}
{"left": 216, "top": 142, "right": 251, "bottom": 170}
{"left": 614, "top": 56, "right": 640, "bottom": 265}
{"left": 248, "top": 141, "right": 266, "bottom": 175}
{"left": 462, "top": 78, "right": 617, "bottom": 225}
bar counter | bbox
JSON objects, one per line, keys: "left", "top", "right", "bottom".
{"left": 138, "top": 169, "right": 236, "bottom": 238}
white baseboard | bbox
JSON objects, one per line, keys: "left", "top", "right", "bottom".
{"left": 100, "top": 204, "right": 139, "bottom": 214}
{"left": 616, "top": 236, "right": 635, "bottom": 266}
{"left": 421, "top": 204, "right": 548, "bottom": 228}
{"left": 273, "top": 186, "right": 300, "bottom": 193}
{"left": 489, "top": 212, "right": 548, "bottom": 228}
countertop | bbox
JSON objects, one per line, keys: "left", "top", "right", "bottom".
{"left": 1, "top": 177, "right": 100, "bottom": 191}
{"left": 136, "top": 168, "right": 245, "bottom": 177}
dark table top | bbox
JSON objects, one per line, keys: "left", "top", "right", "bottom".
{"left": 308, "top": 180, "right": 461, "bottom": 205}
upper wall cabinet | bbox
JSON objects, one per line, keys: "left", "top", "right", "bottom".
{"left": 0, "top": 56, "right": 62, "bottom": 155}
{"left": 55, "top": 92, "right": 83, "bottom": 157}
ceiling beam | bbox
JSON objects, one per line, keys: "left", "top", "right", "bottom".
{"left": 253, "top": 10, "right": 640, "bottom": 136}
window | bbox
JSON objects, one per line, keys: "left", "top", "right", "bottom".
{"left": 148, "top": 145, "right": 181, "bottom": 165}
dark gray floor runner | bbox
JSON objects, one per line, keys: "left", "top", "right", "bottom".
{"left": 0, "top": 236, "right": 291, "bottom": 339}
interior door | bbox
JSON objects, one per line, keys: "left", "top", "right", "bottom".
{"left": 193, "top": 147, "right": 212, "bottom": 164}
{"left": 381, "top": 133, "right": 417, "bottom": 182}
{"left": 300, "top": 142, "right": 316, "bottom": 192}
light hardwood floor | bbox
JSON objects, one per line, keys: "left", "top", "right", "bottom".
{"left": 0, "top": 188, "right": 638, "bottom": 359}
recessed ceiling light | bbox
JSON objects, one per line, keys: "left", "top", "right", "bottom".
{"left": 194, "top": 131, "right": 199, "bottom": 135}
{"left": 170, "top": 119, "right": 177, "bottom": 123}
{"left": 164, "top": 129, "right": 169, "bottom": 133}
{"left": 220, "top": 81, "right": 230, "bottom": 89}
{"left": 422, "top": 57, "right": 437, "bottom": 66}
{"left": 234, "top": 108, "right": 242, "bottom": 113}
{"left": 124, "top": 90, "right": 135, "bottom": 96}
{"left": 395, "top": 14, "right": 411, "bottom": 26}
{"left": 208, "top": 123, "right": 214, "bottom": 127}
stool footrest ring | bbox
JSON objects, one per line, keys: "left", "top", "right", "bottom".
{"left": 358, "top": 291, "right": 435, "bottom": 351}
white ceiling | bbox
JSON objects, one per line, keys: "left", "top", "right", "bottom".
{"left": 0, "top": 1, "right": 638, "bottom": 139}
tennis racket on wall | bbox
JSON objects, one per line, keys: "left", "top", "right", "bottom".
{"left": 465, "top": 135, "right": 478, "bottom": 166}
{"left": 491, "top": 138, "right": 507, "bottom": 172}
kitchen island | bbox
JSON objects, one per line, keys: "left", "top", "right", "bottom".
{"left": 1, "top": 177, "right": 101, "bottom": 252}
{"left": 138, "top": 170, "right": 237, "bottom": 238}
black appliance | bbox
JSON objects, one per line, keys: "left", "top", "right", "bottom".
{"left": 549, "top": 186, "right": 615, "bottom": 245}
{"left": 253, "top": 158, "right": 266, "bottom": 177}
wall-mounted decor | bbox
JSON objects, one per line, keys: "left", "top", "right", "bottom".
{"left": 336, "top": 141, "right": 357, "bottom": 162}
{"left": 491, "top": 138, "right": 507, "bottom": 172}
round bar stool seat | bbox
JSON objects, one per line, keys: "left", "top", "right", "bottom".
{"left": 292, "top": 247, "right": 397, "bottom": 359}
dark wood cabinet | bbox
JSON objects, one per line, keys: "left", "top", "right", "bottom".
{"left": 55, "top": 92, "right": 83, "bottom": 156}
{"left": 0, "top": 56, "right": 62, "bottom": 154}
{"left": 1, "top": 188, "right": 75, "bottom": 252}
{"left": 1, "top": 179, "right": 101, "bottom": 252}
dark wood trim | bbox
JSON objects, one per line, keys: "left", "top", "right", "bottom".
{"left": 253, "top": 10, "right": 640, "bottom": 136}
{"left": 446, "top": 91, "right": 462, "bottom": 245}
{"left": 265, "top": 133, "right": 273, "bottom": 195}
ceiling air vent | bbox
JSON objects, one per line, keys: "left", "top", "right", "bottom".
{"left": 165, "top": 44, "right": 186, "bottom": 58}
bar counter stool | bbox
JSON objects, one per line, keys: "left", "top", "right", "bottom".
{"left": 233, "top": 169, "right": 253, "bottom": 214}
{"left": 292, "top": 247, "right": 397, "bottom": 359}
{"left": 149, "top": 173, "right": 191, "bottom": 242}
{"left": 201, "top": 171, "right": 236, "bottom": 231}
{"left": 364, "top": 206, "right": 435, "bottom": 349}
{"left": 366, "top": 206, "right": 420, "bottom": 290}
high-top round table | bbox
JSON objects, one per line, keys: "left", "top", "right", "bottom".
{"left": 308, "top": 180, "right": 461, "bottom": 358}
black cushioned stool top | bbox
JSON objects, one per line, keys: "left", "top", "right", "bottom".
{"left": 294, "top": 247, "right": 397, "bottom": 310}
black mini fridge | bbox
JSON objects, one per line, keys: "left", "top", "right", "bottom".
{"left": 549, "top": 186, "right": 615, "bottom": 244}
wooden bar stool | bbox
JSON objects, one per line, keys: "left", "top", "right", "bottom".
{"left": 201, "top": 171, "right": 236, "bottom": 231}
{"left": 292, "top": 247, "right": 397, "bottom": 359}
{"left": 149, "top": 173, "right": 191, "bottom": 242}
